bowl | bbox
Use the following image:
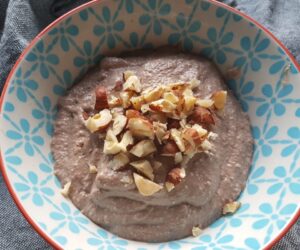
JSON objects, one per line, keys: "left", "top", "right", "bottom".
{"left": 1, "top": 0, "right": 300, "bottom": 249}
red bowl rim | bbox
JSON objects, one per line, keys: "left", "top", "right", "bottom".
{"left": 0, "top": 0, "right": 299, "bottom": 249}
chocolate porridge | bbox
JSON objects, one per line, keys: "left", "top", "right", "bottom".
{"left": 51, "top": 49, "right": 253, "bottom": 242}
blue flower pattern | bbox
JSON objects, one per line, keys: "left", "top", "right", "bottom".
{"left": 32, "top": 96, "right": 57, "bottom": 136}
{"left": 268, "top": 165, "right": 300, "bottom": 195}
{"left": 256, "top": 81, "right": 294, "bottom": 117}
{"left": 87, "top": 229, "right": 128, "bottom": 250}
{"left": 200, "top": 26, "right": 233, "bottom": 64}
{"left": 52, "top": 70, "right": 74, "bottom": 96}
{"left": 168, "top": 12, "right": 201, "bottom": 51}
{"left": 93, "top": 6, "right": 125, "bottom": 49}
{"left": 50, "top": 202, "right": 89, "bottom": 234}
{"left": 26, "top": 40, "right": 59, "bottom": 79}
{"left": 191, "top": 234, "right": 234, "bottom": 250}
{"left": 267, "top": 47, "right": 298, "bottom": 75}
{"left": 127, "top": 32, "right": 153, "bottom": 49}
{"left": 1, "top": 1, "right": 300, "bottom": 249}
{"left": 8, "top": 67, "right": 38, "bottom": 103}
{"left": 252, "top": 124, "right": 278, "bottom": 157}
{"left": 281, "top": 127, "right": 300, "bottom": 158}
{"left": 14, "top": 171, "right": 54, "bottom": 206}
{"left": 252, "top": 203, "right": 297, "bottom": 243}
{"left": 138, "top": 0, "right": 171, "bottom": 36}
{"left": 74, "top": 40, "right": 102, "bottom": 73}
{"left": 49, "top": 17, "right": 79, "bottom": 52}
{"left": 232, "top": 30, "right": 270, "bottom": 72}
{"left": 6, "top": 119, "right": 44, "bottom": 157}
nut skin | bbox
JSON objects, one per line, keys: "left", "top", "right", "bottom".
{"left": 149, "top": 103, "right": 162, "bottom": 112}
{"left": 161, "top": 140, "right": 180, "bottom": 155}
{"left": 82, "top": 111, "right": 90, "bottom": 120}
{"left": 166, "top": 167, "right": 185, "bottom": 185}
{"left": 189, "top": 106, "right": 215, "bottom": 125}
{"left": 167, "top": 118, "right": 181, "bottom": 129}
{"left": 148, "top": 113, "right": 167, "bottom": 123}
{"left": 126, "top": 109, "right": 143, "bottom": 119}
{"left": 183, "top": 128, "right": 203, "bottom": 145}
{"left": 113, "top": 80, "right": 123, "bottom": 91}
{"left": 95, "top": 86, "right": 109, "bottom": 111}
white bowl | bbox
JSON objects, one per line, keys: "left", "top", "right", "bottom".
{"left": 1, "top": 0, "right": 299, "bottom": 249}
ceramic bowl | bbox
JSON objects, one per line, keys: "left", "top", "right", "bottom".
{"left": 1, "top": 0, "right": 300, "bottom": 249}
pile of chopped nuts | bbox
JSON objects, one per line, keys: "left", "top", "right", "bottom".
{"left": 83, "top": 71, "right": 227, "bottom": 196}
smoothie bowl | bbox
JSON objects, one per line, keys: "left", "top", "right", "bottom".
{"left": 0, "top": 0, "right": 299, "bottom": 249}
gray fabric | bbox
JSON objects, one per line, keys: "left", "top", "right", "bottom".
{"left": 0, "top": 0, "right": 299, "bottom": 249}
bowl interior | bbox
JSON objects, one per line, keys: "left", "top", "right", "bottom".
{"left": 1, "top": 0, "right": 300, "bottom": 249}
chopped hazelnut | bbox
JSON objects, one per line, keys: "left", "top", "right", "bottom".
{"left": 127, "top": 117, "right": 154, "bottom": 139}
{"left": 130, "top": 140, "right": 156, "bottom": 157}
{"left": 119, "top": 130, "right": 134, "bottom": 152}
{"left": 85, "top": 109, "right": 112, "bottom": 133}
{"left": 133, "top": 173, "right": 162, "bottom": 196}
{"left": 140, "top": 103, "right": 150, "bottom": 113}
{"left": 112, "top": 114, "right": 127, "bottom": 136}
{"left": 192, "top": 226, "right": 202, "bottom": 237}
{"left": 111, "top": 107, "right": 124, "bottom": 118}
{"left": 123, "top": 70, "right": 134, "bottom": 81}
{"left": 165, "top": 181, "right": 175, "bottom": 192}
{"left": 88, "top": 164, "right": 98, "bottom": 174}
{"left": 123, "top": 75, "right": 142, "bottom": 93}
{"left": 148, "top": 113, "right": 167, "bottom": 123}
{"left": 201, "top": 139, "right": 213, "bottom": 151}
{"left": 112, "top": 152, "right": 130, "bottom": 170}
{"left": 189, "top": 79, "right": 201, "bottom": 89}
{"left": 179, "top": 118, "right": 187, "bottom": 128}
{"left": 167, "top": 82, "right": 190, "bottom": 95}
{"left": 108, "top": 95, "right": 122, "bottom": 108}
{"left": 161, "top": 140, "right": 180, "bottom": 156}
{"left": 163, "top": 92, "right": 179, "bottom": 104}
{"left": 170, "top": 129, "right": 185, "bottom": 152}
{"left": 130, "top": 160, "right": 154, "bottom": 180}
{"left": 189, "top": 106, "right": 215, "bottom": 125}
{"left": 95, "top": 86, "right": 109, "bottom": 111}
{"left": 183, "top": 88, "right": 194, "bottom": 97}
{"left": 143, "top": 86, "right": 164, "bottom": 103}
{"left": 103, "top": 129, "right": 121, "bottom": 154}
{"left": 149, "top": 99, "right": 176, "bottom": 113}
{"left": 182, "top": 128, "right": 203, "bottom": 148}
{"left": 125, "top": 109, "right": 142, "bottom": 119}
{"left": 212, "top": 90, "right": 227, "bottom": 110}
{"left": 192, "top": 124, "right": 208, "bottom": 137}
{"left": 207, "top": 131, "right": 218, "bottom": 140}
{"left": 223, "top": 201, "right": 241, "bottom": 215}
{"left": 153, "top": 121, "right": 168, "bottom": 144}
{"left": 174, "top": 152, "right": 183, "bottom": 164}
{"left": 196, "top": 99, "right": 214, "bottom": 108}
{"left": 120, "top": 91, "right": 134, "bottom": 108}
{"left": 166, "top": 167, "right": 186, "bottom": 186}
{"left": 130, "top": 95, "right": 144, "bottom": 110}
{"left": 61, "top": 181, "right": 71, "bottom": 197}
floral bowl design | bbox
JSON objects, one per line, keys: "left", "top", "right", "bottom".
{"left": 1, "top": 0, "right": 300, "bottom": 249}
